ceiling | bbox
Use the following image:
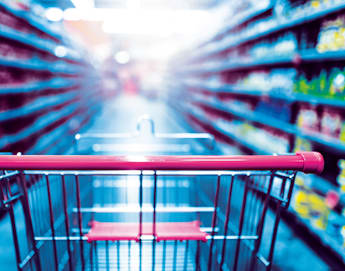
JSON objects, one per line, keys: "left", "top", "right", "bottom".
{"left": 36, "top": 0, "right": 221, "bottom": 9}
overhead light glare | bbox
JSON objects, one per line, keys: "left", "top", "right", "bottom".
{"left": 127, "top": 0, "right": 141, "bottom": 9}
{"left": 71, "top": 0, "right": 95, "bottom": 9}
{"left": 45, "top": 7, "right": 63, "bottom": 22}
{"left": 63, "top": 8, "right": 81, "bottom": 21}
{"left": 114, "top": 51, "right": 130, "bottom": 64}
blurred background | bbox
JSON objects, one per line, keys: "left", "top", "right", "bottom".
{"left": 1, "top": 0, "right": 345, "bottom": 270}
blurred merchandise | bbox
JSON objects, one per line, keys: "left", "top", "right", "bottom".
{"left": 320, "top": 108, "right": 343, "bottom": 138}
{"left": 338, "top": 160, "right": 345, "bottom": 193}
{"left": 296, "top": 105, "right": 319, "bottom": 132}
{"left": 317, "top": 14, "right": 345, "bottom": 52}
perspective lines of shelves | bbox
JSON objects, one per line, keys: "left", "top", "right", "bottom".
{"left": 190, "top": 96, "right": 345, "bottom": 154}
{"left": 0, "top": 56, "right": 80, "bottom": 74}
{"left": 0, "top": 25, "right": 79, "bottom": 62}
{"left": 0, "top": 103, "right": 78, "bottom": 149}
{"left": 185, "top": 81, "right": 345, "bottom": 108}
{"left": 0, "top": 2, "right": 62, "bottom": 42}
{"left": 0, "top": 77, "right": 77, "bottom": 95}
{"left": 194, "top": 2, "right": 345, "bottom": 60}
{"left": 210, "top": 4, "right": 273, "bottom": 43}
{"left": 0, "top": 92, "right": 79, "bottom": 123}
{"left": 188, "top": 106, "right": 272, "bottom": 155}
{"left": 183, "top": 50, "right": 345, "bottom": 74}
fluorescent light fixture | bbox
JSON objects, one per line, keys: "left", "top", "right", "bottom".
{"left": 71, "top": 0, "right": 94, "bottom": 9}
{"left": 114, "top": 51, "right": 130, "bottom": 64}
{"left": 45, "top": 7, "right": 63, "bottom": 22}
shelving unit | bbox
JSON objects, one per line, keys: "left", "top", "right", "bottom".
{"left": 190, "top": 1, "right": 345, "bottom": 61}
{"left": 0, "top": 56, "right": 80, "bottom": 74}
{"left": 182, "top": 50, "right": 345, "bottom": 75}
{"left": 169, "top": 0, "right": 345, "bottom": 268}
{"left": 0, "top": 2, "right": 63, "bottom": 42}
{"left": 0, "top": 2, "right": 102, "bottom": 154}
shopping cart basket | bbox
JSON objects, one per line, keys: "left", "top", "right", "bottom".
{"left": 0, "top": 152, "right": 323, "bottom": 271}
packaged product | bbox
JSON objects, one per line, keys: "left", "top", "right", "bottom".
{"left": 294, "top": 73, "right": 309, "bottom": 94}
{"left": 294, "top": 136, "right": 312, "bottom": 152}
{"left": 320, "top": 108, "right": 343, "bottom": 138}
{"left": 328, "top": 68, "right": 345, "bottom": 97}
{"left": 297, "top": 105, "right": 319, "bottom": 131}
{"left": 317, "top": 16, "right": 345, "bottom": 52}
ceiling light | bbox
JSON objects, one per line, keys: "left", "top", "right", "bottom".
{"left": 114, "top": 51, "right": 130, "bottom": 64}
{"left": 45, "top": 7, "right": 63, "bottom": 22}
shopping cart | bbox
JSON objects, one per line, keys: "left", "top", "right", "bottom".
{"left": 0, "top": 152, "right": 323, "bottom": 271}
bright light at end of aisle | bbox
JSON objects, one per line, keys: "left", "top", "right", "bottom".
{"left": 114, "top": 51, "right": 131, "bottom": 64}
{"left": 63, "top": 8, "right": 81, "bottom": 21}
{"left": 71, "top": 0, "right": 95, "bottom": 9}
{"left": 102, "top": 9, "right": 209, "bottom": 36}
{"left": 127, "top": 0, "right": 141, "bottom": 9}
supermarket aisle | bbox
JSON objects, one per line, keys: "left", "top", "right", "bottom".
{"left": 81, "top": 95, "right": 188, "bottom": 135}
{"left": 0, "top": 94, "right": 330, "bottom": 271}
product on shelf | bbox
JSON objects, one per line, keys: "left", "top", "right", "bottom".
{"left": 217, "top": 118, "right": 290, "bottom": 153}
{"left": 250, "top": 32, "right": 297, "bottom": 58}
{"left": 321, "top": 108, "right": 343, "bottom": 138}
{"left": 294, "top": 68, "right": 345, "bottom": 99}
{"left": 329, "top": 67, "right": 345, "bottom": 97}
{"left": 296, "top": 105, "right": 319, "bottom": 132}
{"left": 337, "top": 160, "right": 345, "bottom": 193}
{"left": 293, "top": 175, "right": 332, "bottom": 230}
{"left": 294, "top": 136, "right": 313, "bottom": 151}
{"left": 317, "top": 14, "right": 345, "bottom": 53}
{"left": 235, "top": 68, "right": 296, "bottom": 94}
{"left": 255, "top": 98, "right": 292, "bottom": 122}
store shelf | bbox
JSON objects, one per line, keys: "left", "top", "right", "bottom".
{"left": 211, "top": 3, "right": 273, "bottom": 43}
{"left": 0, "top": 25, "right": 80, "bottom": 62}
{"left": 188, "top": 106, "right": 271, "bottom": 155}
{"left": 0, "top": 92, "right": 78, "bottom": 123}
{"left": 184, "top": 50, "right": 345, "bottom": 74}
{"left": 27, "top": 102, "right": 99, "bottom": 155}
{"left": 290, "top": 210, "right": 345, "bottom": 264}
{"left": 191, "top": 96, "right": 345, "bottom": 154}
{"left": 182, "top": 54, "right": 294, "bottom": 74}
{"left": 185, "top": 81, "right": 345, "bottom": 108}
{"left": 0, "top": 56, "right": 80, "bottom": 74}
{"left": 0, "top": 77, "right": 77, "bottom": 95}
{"left": 194, "top": 2, "right": 345, "bottom": 60}
{"left": 0, "top": 2, "right": 63, "bottom": 42}
{"left": 0, "top": 102, "right": 78, "bottom": 149}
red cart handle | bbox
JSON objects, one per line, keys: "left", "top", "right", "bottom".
{"left": 0, "top": 152, "right": 323, "bottom": 174}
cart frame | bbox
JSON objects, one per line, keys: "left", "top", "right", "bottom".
{"left": 0, "top": 152, "right": 323, "bottom": 271}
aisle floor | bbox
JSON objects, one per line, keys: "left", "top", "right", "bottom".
{"left": 0, "top": 95, "right": 331, "bottom": 270}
